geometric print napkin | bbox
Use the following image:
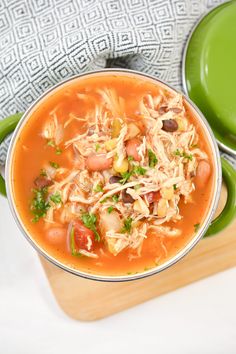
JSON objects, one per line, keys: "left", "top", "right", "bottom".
{"left": 0, "top": 0, "right": 227, "bottom": 165}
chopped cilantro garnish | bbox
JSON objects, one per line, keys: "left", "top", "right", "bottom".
{"left": 133, "top": 166, "right": 147, "bottom": 175}
{"left": 100, "top": 197, "right": 108, "bottom": 204}
{"left": 50, "top": 191, "right": 62, "bottom": 204}
{"left": 40, "top": 169, "right": 47, "bottom": 177}
{"left": 174, "top": 149, "right": 193, "bottom": 161}
{"left": 70, "top": 226, "right": 76, "bottom": 256}
{"left": 120, "top": 170, "right": 133, "bottom": 184}
{"left": 112, "top": 195, "right": 119, "bottom": 203}
{"left": 174, "top": 149, "right": 182, "bottom": 157}
{"left": 107, "top": 206, "right": 114, "bottom": 214}
{"left": 121, "top": 217, "right": 133, "bottom": 234}
{"left": 47, "top": 140, "right": 62, "bottom": 155}
{"left": 173, "top": 184, "right": 177, "bottom": 190}
{"left": 120, "top": 165, "right": 146, "bottom": 184}
{"left": 128, "top": 156, "right": 134, "bottom": 162}
{"left": 56, "top": 147, "right": 62, "bottom": 155}
{"left": 47, "top": 140, "right": 55, "bottom": 147}
{"left": 148, "top": 149, "right": 158, "bottom": 168}
{"left": 70, "top": 226, "right": 82, "bottom": 257}
{"left": 194, "top": 223, "right": 200, "bottom": 232}
{"left": 50, "top": 161, "right": 60, "bottom": 169}
{"left": 81, "top": 213, "right": 100, "bottom": 241}
{"left": 185, "top": 153, "right": 193, "bottom": 161}
{"left": 95, "top": 143, "right": 101, "bottom": 152}
{"left": 94, "top": 184, "right": 104, "bottom": 193}
{"left": 31, "top": 187, "right": 50, "bottom": 222}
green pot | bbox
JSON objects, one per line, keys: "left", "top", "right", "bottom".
{"left": 183, "top": 1, "right": 236, "bottom": 156}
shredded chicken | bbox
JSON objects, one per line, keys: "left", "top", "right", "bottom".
{"left": 36, "top": 87, "right": 210, "bottom": 262}
{"left": 42, "top": 112, "right": 63, "bottom": 145}
{"left": 148, "top": 225, "right": 182, "bottom": 237}
{"left": 79, "top": 250, "right": 98, "bottom": 258}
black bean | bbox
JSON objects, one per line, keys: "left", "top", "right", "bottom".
{"left": 122, "top": 189, "right": 135, "bottom": 204}
{"left": 162, "top": 119, "right": 178, "bottom": 132}
{"left": 109, "top": 176, "right": 121, "bottom": 184}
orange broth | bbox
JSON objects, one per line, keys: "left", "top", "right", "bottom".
{"left": 11, "top": 73, "right": 214, "bottom": 276}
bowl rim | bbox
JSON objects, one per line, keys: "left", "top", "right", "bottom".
{"left": 5, "top": 68, "right": 222, "bottom": 282}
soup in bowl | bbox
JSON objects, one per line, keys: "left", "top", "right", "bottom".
{"left": 4, "top": 70, "right": 235, "bottom": 281}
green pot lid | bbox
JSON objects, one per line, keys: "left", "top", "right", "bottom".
{"left": 183, "top": 1, "right": 236, "bottom": 156}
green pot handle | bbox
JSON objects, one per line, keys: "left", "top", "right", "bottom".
{"left": 0, "top": 113, "right": 23, "bottom": 196}
{"left": 205, "top": 157, "right": 236, "bottom": 237}
{"left": 0, "top": 115, "right": 235, "bottom": 236}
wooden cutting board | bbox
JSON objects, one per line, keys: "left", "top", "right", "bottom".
{"left": 40, "top": 184, "right": 236, "bottom": 321}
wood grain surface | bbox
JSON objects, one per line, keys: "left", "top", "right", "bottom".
{"left": 40, "top": 184, "right": 236, "bottom": 321}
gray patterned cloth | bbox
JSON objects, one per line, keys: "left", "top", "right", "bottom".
{"left": 0, "top": 0, "right": 232, "bottom": 166}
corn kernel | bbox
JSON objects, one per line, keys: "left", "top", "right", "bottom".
{"left": 126, "top": 123, "right": 140, "bottom": 139}
{"left": 133, "top": 199, "right": 149, "bottom": 215}
{"left": 176, "top": 117, "right": 187, "bottom": 131}
{"left": 104, "top": 138, "right": 117, "bottom": 151}
{"left": 112, "top": 118, "right": 122, "bottom": 138}
{"left": 157, "top": 198, "right": 168, "bottom": 217}
{"left": 160, "top": 187, "right": 174, "bottom": 200}
{"left": 133, "top": 200, "right": 141, "bottom": 213}
{"left": 113, "top": 157, "right": 129, "bottom": 173}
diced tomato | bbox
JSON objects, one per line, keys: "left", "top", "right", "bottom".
{"left": 125, "top": 138, "right": 141, "bottom": 162}
{"left": 73, "top": 221, "right": 95, "bottom": 252}
{"left": 34, "top": 176, "right": 53, "bottom": 189}
{"left": 145, "top": 191, "right": 160, "bottom": 204}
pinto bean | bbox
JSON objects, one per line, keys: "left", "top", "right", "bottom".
{"left": 159, "top": 106, "right": 182, "bottom": 115}
{"left": 126, "top": 138, "right": 141, "bottom": 161}
{"left": 85, "top": 153, "right": 112, "bottom": 172}
{"left": 170, "top": 107, "right": 182, "bottom": 114}
{"left": 46, "top": 227, "right": 66, "bottom": 245}
{"left": 162, "top": 119, "right": 178, "bottom": 132}
{"left": 34, "top": 176, "right": 53, "bottom": 189}
{"left": 122, "top": 189, "right": 135, "bottom": 204}
{"left": 158, "top": 106, "right": 168, "bottom": 115}
{"left": 195, "top": 160, "right": 211, "bottom": 188}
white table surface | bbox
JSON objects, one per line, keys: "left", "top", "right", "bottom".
{"left": 1, "top": 192, "right": 236, "bottom": 354}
